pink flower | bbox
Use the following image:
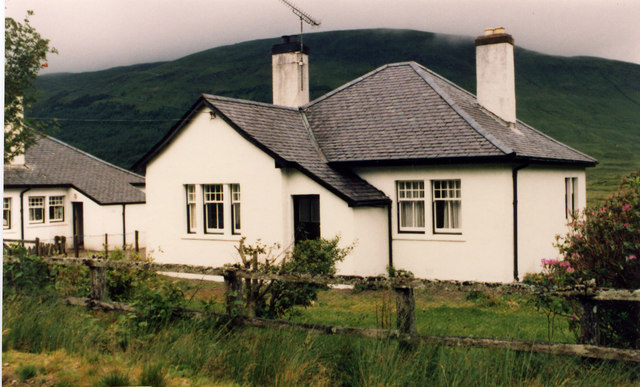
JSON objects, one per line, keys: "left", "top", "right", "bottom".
{"left": 567, "top": 267, "right": 575, "bottom": 273}
{"left": 548, "top": 276, "right": 554, "bottom": 280}
{"left": 624, "top": 223, "right": 630, "bottom": 228}
{"left": 559, "top": 261, "right": 571, "bottom": 267}
{"left": 622, "top": 203, "right": 631, "bottom": 211}
{"left": 627, "top": 255, "right": 637, "bottom": 262}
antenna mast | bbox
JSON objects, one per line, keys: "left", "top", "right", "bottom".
{"left": 278, "top": 0, "right": 320, "bottom": 53}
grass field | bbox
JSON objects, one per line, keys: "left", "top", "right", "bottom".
{"left": 3, "top": 279, "right": 638, "bottom": 386}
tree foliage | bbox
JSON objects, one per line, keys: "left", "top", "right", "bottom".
{"left": 4, "top": 10, "right": 57, "bottom": 162}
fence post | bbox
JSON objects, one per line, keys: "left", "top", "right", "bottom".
{"left": 394, "top": 284, "right": 417, "bottom": 350}
{"left": 61, "top": 236, "right": 66, "bottom": 255}
{"left": 224, "top": 268, "right": 244, "bottom": 326}
{"left": 579, "top": 296, "right": 601, "bottom": 345}
{"left": 35, "top": 237, "right": 40, "bottom": 256}
{"left": 135, "top": 230, "right": 139, "bottom": 253}
{"left": 104, "top": 233, "right": 109, "bottom": 257}
{"left": 89, "top": 261, "right": 107, "bottom": 301}
{"left": 74, "top": 235, "right": 79, "bottom": 258}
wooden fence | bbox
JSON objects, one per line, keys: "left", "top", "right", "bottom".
{"left": 4, "top": 256, "right": 640, "bottom": 363}
{"left": 3, "top": 237, "right": 67, "bottom": 257}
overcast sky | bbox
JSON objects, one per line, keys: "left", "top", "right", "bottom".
{"left": 5, "top": 0, "right": 640, "bottom": 74}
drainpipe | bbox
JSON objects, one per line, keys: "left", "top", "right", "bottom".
{"left": 122, "top": 204, "right": 126, "bottom": 250}
{"left": 387, "top": 203, "right": 394, "bottom": 270}
{"left": 19, "top": 187, "right": 31, "bottom": 242}
{"left": 512, "top": 164, "right": 528, "bottom": 281}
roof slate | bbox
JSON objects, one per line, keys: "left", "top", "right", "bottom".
{"left": 138, "top": 60, "right": 596, "bottom": 206}
{"left": 4, "top": 134, "right": 145, "bottom": 205}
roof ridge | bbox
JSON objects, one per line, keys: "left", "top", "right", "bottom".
{"left": 40, "top": 134, "right": 145, "bottom": 179}
{"left": 408, "top": 62, "right": 514, "bottom": 155}
{"left": 202, "top": 94, "right": 299, "bottom": 111}
{"left": 299, "top": 111, "right": 328, "bottom": 162}
{"left": 304, "top": 62, "right": 415, "bottom": 108}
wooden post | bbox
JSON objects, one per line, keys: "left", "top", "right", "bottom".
{"left": 135, "top": 230, "right": 139, "bottom": 253}
{"left": 54, "top": 236, "right": 60, "bottom": 255}
{"left": 74, "top": 235, "right": 79, "bottom": 258}
{"left": 224, "top": 269, "right": 244, "bottom": 325}
{"left": 61, "top": 236, "right": 66, "bottom": 255}
{"left": 89, "top": 262, "right": 107, "bottom": 301}
{"left": 35, "top": 237, "right": 40, "bottom": 256}
{"left": 579, "top": 296, "right": 601, "bottom": 346}
{"left": 395, "top": 285, "right": 417, "bottom": 350}
{"left": 104, "top": 233, "right": 109, "bottom": 257}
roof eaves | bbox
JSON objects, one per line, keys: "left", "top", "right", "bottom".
{"left": 408, "top": 62, "right": 514, "bottom": 156}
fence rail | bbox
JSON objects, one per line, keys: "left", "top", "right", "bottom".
{"left": 4, "top": 255, "right": 640, "bottom": 362}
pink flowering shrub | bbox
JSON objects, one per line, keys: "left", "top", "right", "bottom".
{"left": 557, "top": 172, "right": 640, "bottom": 289}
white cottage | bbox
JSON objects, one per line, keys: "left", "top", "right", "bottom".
{"left": 134, "top": 29, "right": 596, "bottom": 282}
{"left": 3, "top": 134, "right": 146, "bottom": 251}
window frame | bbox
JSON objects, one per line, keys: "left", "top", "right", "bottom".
{"left": 203, "top": 184, "right": 224, "bottom": 234}
{"left": 431, "top": 179, "right": 462, "bottom": 234}
{"left": 48, "top": 196, "right": 65, "bottom": 222}
{"left": 185, "top": 184, "right": 197, "bottom": 233}
{"left": 396, "top": 180, "right": 426, "bottom": 234}
{"left": 3, "top": 197, "right": 11, "bottom": 229}
{"left": 231, "top": 184, "right": 241, "bottom": 235}
{"left": 565, "top": 177, "right": 578, "bottom": 219}
{"left": 28, "top": 196, "right": 45, "bottom": 223}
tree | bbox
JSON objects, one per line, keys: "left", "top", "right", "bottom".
{"left": 4, "top": 10, "right": 57, "bottom": 163}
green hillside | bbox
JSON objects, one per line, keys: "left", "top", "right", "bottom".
{"left": 28, "top": 29, "right": 640, "bottom": 204}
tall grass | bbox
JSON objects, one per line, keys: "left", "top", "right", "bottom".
{"left": 3, "top": 295, "right": 638, "bottom": 385}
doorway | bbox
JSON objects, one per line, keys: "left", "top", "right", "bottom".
{"left": 293, "top": 195, "right": 320, "bottom": 244}
{"left": 72, "top": 202, "right": 84, "bottom": 248}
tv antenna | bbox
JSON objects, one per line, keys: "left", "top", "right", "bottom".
{"left": 278, "top": 0, "right": 321, "bottom": 53}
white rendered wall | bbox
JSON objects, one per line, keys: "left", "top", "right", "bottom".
{"left": 282, "top": 169, "right": 389, "bottom": 276}
{"left": 476, "top": 41, "right": 516, "bottom": 123}
{"left": 356, "top": 164, "right": 516, "bottom": 282}
{"left": 145, "top": 106, "right": 286, "bottom": 267}
{"left": 272, "top": 52, "right": 309, "bottom": 107}
{"left": 517, "top": 167, "right": 586, "bottom": 277}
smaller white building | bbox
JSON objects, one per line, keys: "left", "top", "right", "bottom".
{"left": 3, "top": 134, "right": 146, "bottom": 251}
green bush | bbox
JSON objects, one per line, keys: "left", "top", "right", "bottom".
{"left": 17, "top": 364, "right": 38, "bottom": 381}
{"left": 238, "top": 236, "right": 351, "bottom": 319}
{"left": 3, "top": 245, "right": 55, "bottom": 295}
{"left": 554, "top": 172, "right": 640, "bottom": 347}
{"left": 105, "top": 249, "right": 156, "bottom": 302}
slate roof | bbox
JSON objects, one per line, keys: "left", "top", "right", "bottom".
{"left": 304, "top": 62, "right": 596, "bottom": 165}
{"left": 5, "top": 134, "right": 145, "bottom": 205}
{"left": 135, "top": 61, "right": 595, "bottom": 207}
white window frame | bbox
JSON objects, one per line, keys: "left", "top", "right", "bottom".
{"left": 3, "top": 197, "right": 11, "bottom": 229}
{"left": 565, "top": 177, "right": 578, "bottom": 219}
{"left": 203, "top": 184, "right": 224, "bottom": 233}
{"left": 432, "top": 180, "right": 462, "bottom": 234}
{"left": 49, "top": 196, "right": 65, "bottom": 222}
{"left": 186, "top": 184, "right": 197, "bottom": 233}
{"left": 29, "top": 196, "right": 45, "bottom": 223}
{"left": 397, "top": 181, "right": 426, "bottom": 233}
{"left": 231, "top": 184, "right": 241, "bottom": 235}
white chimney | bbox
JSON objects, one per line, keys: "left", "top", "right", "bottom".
{"left": 475, "top": 27, "right": 516, "bottom": 124}
{"left": 272, "top": 35, "right": 309, "bottom": 107}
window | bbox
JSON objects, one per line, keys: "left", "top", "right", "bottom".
{"left": 565, "top": 177, "right": 578, "bottom": 219}
{"left": 3, "top": 198, "right": 11, "bottom": 229}
{"left": 29, "top": 196, "right": 45, "bottom": 223}
{"left": 397, "top": 181, "right": 425, "bottom": 232}
{"left": 203, "top": 184, "right": 224, "bottom": 233}
{"left": 49, "top": 196, "right": 65, "bottom": 222}
{"left": 432, "top": 180, "right": 461, "bottom": 233}
{"left": 186, "top": 185, "right": 197, "bottom": 233}
{"left": 231, "top": 184, "right": 241, "bottom": 234}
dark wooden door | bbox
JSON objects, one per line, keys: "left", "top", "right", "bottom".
{"left": 72, "top": 202, "right": 84, "bottom": 248}
{"left": 293, "top": 195, "right": 320, "bottom": 244}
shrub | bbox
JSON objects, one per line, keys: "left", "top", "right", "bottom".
{"left": 554, "top": 172, "right": 640, "bottom": 347}
{"left": 105, "top": 249, "right": 156, "bottom": 302}
{"left": 130, "top": 280, "right": 188, "bottom": 330}
{"left": 3, "top": 244, "right": 55, "bottom": 295}
{"left": 17, "top": 364, "right": 38, "bottom": 381}
{"left": 98, "top": 370, "right": 131, "bottom": 386}
{"left": 139, "top": 363, "right": 166, "bottom": 387}
{"left": 237, "top": 236, "right": 351, "bottom": 319}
